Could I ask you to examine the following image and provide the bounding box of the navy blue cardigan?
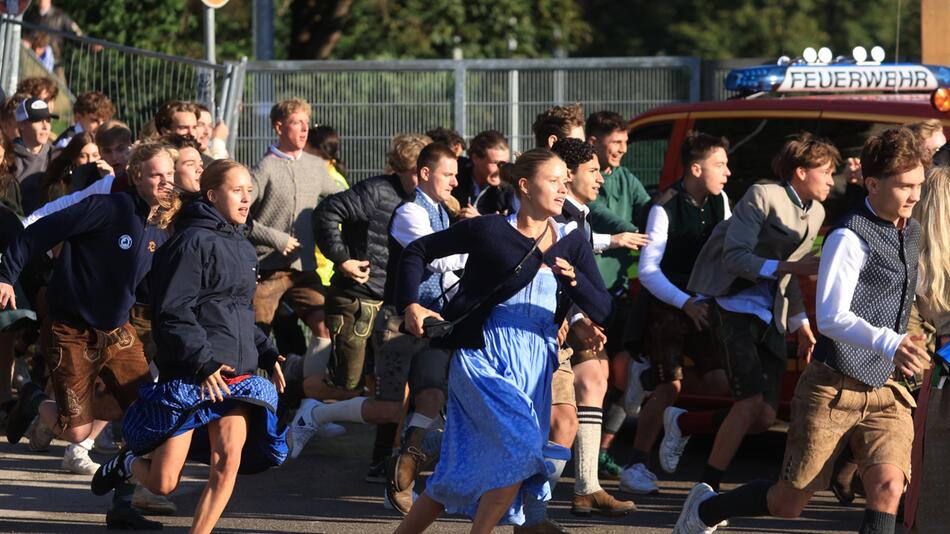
[396,215,612,350]
[0,190,166,330]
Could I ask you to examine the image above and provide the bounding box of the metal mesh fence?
[238,58,700,184]
[1,17,232,140]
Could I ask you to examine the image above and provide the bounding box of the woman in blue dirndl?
[91,160,287,534]
[393,148,612,533]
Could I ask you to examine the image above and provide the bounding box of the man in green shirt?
[585,110,652,481]
[586,111,651,293]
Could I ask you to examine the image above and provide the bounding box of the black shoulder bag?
[411,224,550,338]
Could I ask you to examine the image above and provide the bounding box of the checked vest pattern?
[415,193,450,312]
[813,205,920,387]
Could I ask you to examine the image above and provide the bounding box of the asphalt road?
[0,419,907,533]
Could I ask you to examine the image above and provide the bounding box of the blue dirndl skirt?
[123,374,287,474]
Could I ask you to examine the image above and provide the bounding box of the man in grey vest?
[674,127,932,534]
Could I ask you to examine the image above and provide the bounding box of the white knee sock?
[406,413,433,431]
[311,397,366,425]
[574,406,604,495]
[303,337,332,378]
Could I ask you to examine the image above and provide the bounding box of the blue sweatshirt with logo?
[0,190,167,330]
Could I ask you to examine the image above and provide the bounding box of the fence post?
[687,56,701,102]
[222,57,247,157]
[0,14,23,97]
[453,63,466,138]
[508,69,519,154]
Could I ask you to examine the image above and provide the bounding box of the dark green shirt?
[588,165,651,292]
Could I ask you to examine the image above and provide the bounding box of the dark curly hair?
[550,137,595,173]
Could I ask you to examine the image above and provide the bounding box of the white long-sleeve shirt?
[563,196,611,253]
[23,174,115,228]
[391,190,467,298]
[815,200,906,360]
[639,192,732,309]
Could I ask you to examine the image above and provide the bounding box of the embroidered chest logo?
[118,235,133,250]
[148,241,157,253]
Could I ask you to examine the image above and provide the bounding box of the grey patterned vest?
[414,192,450,312]
[813,203,920,387]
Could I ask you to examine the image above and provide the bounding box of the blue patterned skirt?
[123,374,287,474]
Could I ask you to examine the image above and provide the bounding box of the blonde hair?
[270,98,311,127]
[127,142,180,230]
[914,165,950,313]
[909,119,943,142]
[386,133,431,174]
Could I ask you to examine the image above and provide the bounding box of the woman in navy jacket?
[92,160,287,534]
[394,148,612,533]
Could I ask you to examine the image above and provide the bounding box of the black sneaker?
[106,506,163,530]
[6,382,43,444]
[92,448,132,496]
[365,460,386,484]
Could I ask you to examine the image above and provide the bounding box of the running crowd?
[0,76,948,534]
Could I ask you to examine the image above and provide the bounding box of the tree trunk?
[288,0,354,59]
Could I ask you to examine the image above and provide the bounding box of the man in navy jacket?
[0,142,173,530]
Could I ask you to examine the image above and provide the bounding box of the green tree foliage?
[578,0,921,61]
[51,0,920,63]
[321,0,591,59]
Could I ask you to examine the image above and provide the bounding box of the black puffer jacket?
[313,173,413,299]
[150,200,280,381]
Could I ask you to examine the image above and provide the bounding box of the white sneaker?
[287,399,347,459]
[673,483,718,534]
[94,424,121,454]
[317,422,347,439]
[623,357,652,416]
[618,462,659,495]
[62,443,100,475]
[659,406,690,473]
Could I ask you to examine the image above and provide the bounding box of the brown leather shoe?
[392,444,427,492]
[571,489,637,517]
[513,518,571,534]
[391,428,428,492]
[385,482,414,516]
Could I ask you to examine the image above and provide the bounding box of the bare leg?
[707,396,771,470]
[129,429,195,495]
[573,359,609,407]
[862,463,905,515]
[549,404,578,448]
[191,405,250,534]
[632,381,680,453]
[394,494,445,534]
[87,419,109,440]
[471,482,521,534]
[304,309,330,340]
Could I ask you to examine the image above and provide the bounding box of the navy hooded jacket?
[150,200,280,381]
[0,190,166,330]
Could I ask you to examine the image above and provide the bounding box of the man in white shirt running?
[619,132,733,495]
[674,127,931,534]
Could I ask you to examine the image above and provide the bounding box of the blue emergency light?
[725,62,950,94]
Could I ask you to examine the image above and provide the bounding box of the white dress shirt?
[391,190,468,298]
[815,199,906,360]
[563,196,611,253]
[714,186,808,332]
[639,191,732,309]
